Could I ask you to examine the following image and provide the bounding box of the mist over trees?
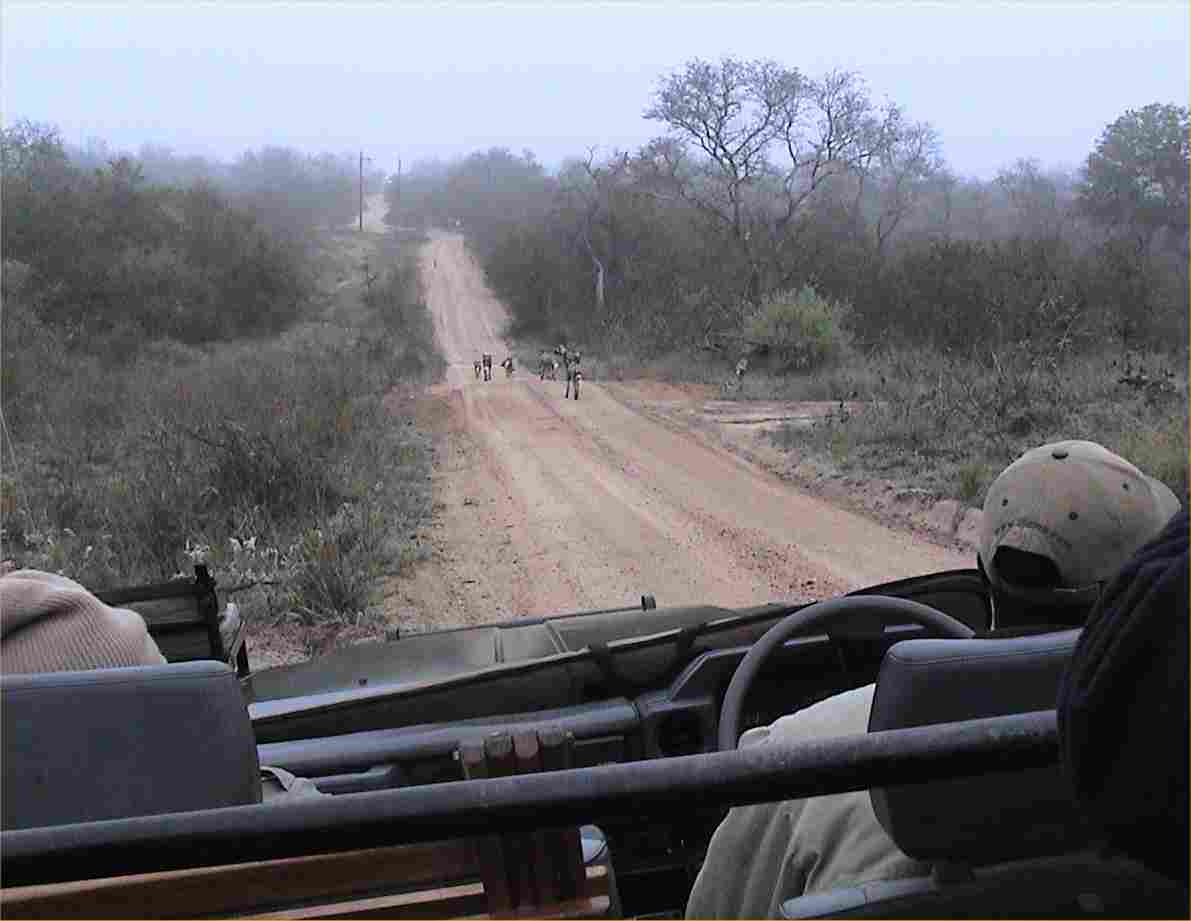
[386,148,553,241]
[66,138,385,238]
[2,121,316,353]
[386,58,1188,359]
[1,120,393,360]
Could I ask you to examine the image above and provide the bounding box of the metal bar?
[96,581,203,605]
[558,602,653,619]
[0,711,1058,888]
[255,701,639,777]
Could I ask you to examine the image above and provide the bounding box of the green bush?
[954,461,992,504]
[743,286,852,372]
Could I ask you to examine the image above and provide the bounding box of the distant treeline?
[67,136,387,235]
[386,59,1188,359]
[1,121,384,350]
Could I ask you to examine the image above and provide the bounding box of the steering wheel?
[717,595,975,751]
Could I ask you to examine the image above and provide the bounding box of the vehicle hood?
[243,601,738,705]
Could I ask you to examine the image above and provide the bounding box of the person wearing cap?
[686,439,1181,919]
[1,569,166,673]
[1,568,328,802]
[978,440,1181,629]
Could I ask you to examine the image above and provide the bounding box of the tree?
[854,113,942,264]
[1,121,85,283]
[645,58,790,235]
[559,148,640,314]
[644,58,906,302]
[994,158,1071,240]
[1077,103,1189,243]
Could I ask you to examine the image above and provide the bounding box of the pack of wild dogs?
[473,354,504,382]
[474,345,583,399]
[542,344,582,399]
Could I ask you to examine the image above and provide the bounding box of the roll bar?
[1,710,1058,888]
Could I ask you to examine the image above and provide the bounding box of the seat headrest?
[2,661,261,830]
[868,631,1096,865]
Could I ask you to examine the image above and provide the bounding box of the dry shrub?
[4,245,440,623]
[782,344,1187,504]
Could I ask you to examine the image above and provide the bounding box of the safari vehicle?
[2,567,1187,920]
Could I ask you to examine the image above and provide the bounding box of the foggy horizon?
[3,2,1189,181]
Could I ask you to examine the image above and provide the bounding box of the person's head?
[978,440,1181,630]
[0,569,165,673]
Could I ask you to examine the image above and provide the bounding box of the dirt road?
[360,192,389,234]
[385,233,967,630]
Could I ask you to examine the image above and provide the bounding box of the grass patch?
[776,345,1187,505]
[1112,412,1189,504]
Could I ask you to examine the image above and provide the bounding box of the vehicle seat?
[780,631,1188,918]
[1,660,262,830]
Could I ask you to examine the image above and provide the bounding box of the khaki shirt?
[685,684,926,918]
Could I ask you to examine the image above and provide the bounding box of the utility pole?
[358,151,374,232]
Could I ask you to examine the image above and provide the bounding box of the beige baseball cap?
[980,440,1182,607]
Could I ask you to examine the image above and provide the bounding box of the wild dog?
[482,353,493,381]
[474,359,483,379]
[566,366,584,400]
[501,357,515,378]
[721,356,749,396]
[564,351,583,400]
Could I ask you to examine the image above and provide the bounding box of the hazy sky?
[4,2,1188,180]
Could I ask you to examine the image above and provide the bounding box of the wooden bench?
[0,836,611,919]
[96,565,250,677]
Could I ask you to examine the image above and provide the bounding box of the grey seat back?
[867,630,1095,865]
[2,661,261,831]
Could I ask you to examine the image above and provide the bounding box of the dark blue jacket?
[1057,508,1189,882]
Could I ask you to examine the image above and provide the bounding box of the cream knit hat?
[0,570,166,674]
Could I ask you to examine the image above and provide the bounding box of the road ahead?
[385,232,966,629]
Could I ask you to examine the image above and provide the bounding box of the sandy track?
[385,233,966,629]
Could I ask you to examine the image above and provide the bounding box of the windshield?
[3,4,1187,673]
